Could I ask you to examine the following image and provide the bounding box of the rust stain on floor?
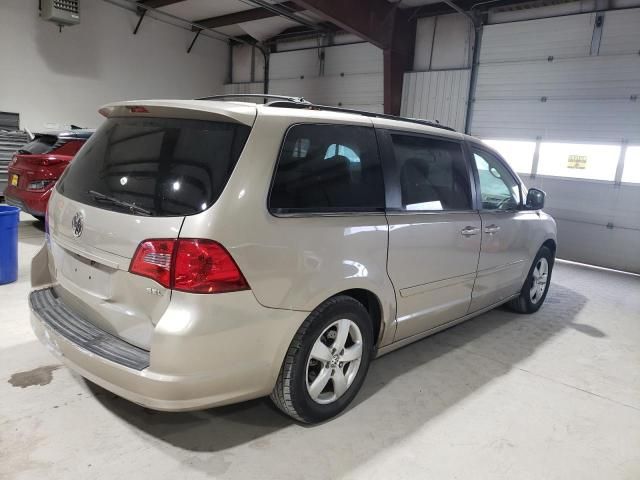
[8,365,61,388]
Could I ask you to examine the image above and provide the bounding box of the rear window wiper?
[88,190,152,216]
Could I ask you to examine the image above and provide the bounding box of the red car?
[4,129,93,220]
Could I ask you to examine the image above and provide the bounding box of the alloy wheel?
[529,257,549,304]
[305,319,363,404]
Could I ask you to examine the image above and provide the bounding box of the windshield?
[57,116,251,217]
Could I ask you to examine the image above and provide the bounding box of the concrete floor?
[1,212,639,480]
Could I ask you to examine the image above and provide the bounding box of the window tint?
[472,149,521,210]
[391,134,471,211]
[19,135,58,155]
[269,124,385,212]
[57,117,250,216]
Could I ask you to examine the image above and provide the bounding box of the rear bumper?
[30,284,308,411]
[4,186,51,217]
[30,288,150,370]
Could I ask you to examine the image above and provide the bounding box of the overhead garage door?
[224,42,383,112]
[470,9,640,273]
[268,42,383,112]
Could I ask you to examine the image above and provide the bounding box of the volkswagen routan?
[30,95,556,423]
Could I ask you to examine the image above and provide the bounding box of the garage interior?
[1,0,639,478]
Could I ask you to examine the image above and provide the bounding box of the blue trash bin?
[0,205,20,285]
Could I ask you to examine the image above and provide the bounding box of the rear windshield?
[19,135,58,154]
[57,117,251,217]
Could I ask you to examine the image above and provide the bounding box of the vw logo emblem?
[71,212,84,238]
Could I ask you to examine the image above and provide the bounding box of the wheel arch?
[541,238,557,259]
[328,288,385,348]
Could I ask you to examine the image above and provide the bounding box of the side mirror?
[525,188,545,210]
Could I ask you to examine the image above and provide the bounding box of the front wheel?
[270,296,374,423]
[508,246,554,313]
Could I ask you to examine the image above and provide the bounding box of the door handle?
[484,224,501,234]
[461,226,480,237]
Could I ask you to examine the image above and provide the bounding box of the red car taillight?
[40,157,63,166]
[23,156,63,166]
[129,239,249,294]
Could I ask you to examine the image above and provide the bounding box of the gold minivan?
[30,95,556,423]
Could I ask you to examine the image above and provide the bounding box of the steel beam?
[291,0,414,114]
[194,2,304,30]
[291,0,394,48]
[133,8,146,34]
[384,8,416,116]
[139,0,184,8]
[186,29,201,53]
[243,0,323,31]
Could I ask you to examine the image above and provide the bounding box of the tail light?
[40,157,62,167]
[129,239,249,294]
[23,156,63,166]
[27,180,54,191]
[127,106,149,113]
[129,239,175,288]
[39,157,64,166]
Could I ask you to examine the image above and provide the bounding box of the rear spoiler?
[99,100,257,127]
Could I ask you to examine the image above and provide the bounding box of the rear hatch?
[47,101,255,349]
[9,132,90,189]
[9,134,59,189]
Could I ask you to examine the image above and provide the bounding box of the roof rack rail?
[196,94,310,104]
[267,101,456,132]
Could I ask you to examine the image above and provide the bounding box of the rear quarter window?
[269,124,385,213]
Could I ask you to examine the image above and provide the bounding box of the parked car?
[29,97,556,423]
[4,129,93,220]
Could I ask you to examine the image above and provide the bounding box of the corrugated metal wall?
[400,70,470,131]
[401,14,473,131]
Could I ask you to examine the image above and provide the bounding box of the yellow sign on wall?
[567,154,587,169]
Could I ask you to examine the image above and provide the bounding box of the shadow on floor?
[87,282,594,461]
[18,217,45,233]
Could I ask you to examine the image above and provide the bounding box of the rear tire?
[508,246,554,314]
[270,295,374,424]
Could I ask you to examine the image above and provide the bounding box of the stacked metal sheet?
[0,131,29,196]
